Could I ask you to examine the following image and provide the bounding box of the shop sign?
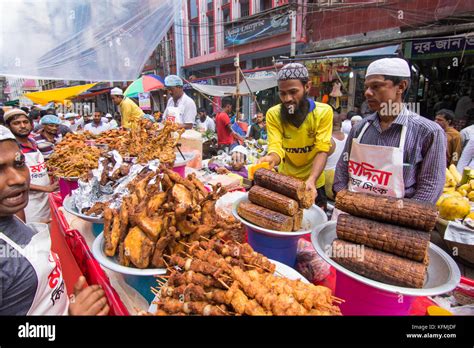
[184,78,213,90]
[224,13,289,47]
[218,75,236,86]
[245,70,277,79]
[409,36,474,59]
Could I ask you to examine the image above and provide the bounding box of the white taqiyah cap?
[366,58,411,78]
[230,145,248,157]
[110,87,123,96]
[0,125,16,142]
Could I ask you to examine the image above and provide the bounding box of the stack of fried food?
[88,120,184,165]
[237,168,313,232]
[92,128,129,151]
[85,120,184,165]
[151,238,342,316]
[333,190,436,288]
[47,133,102,178]
[102,166,243,269]
[98,152,132,186]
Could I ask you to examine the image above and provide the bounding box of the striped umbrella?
[124,74,165,97]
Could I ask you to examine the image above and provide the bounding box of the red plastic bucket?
[335,270,415,315]
[58,178,79,201]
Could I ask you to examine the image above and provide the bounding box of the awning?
[190,75,277,97]
[23,83,98,105]
[327,44,400,59]
[4,99,19,106]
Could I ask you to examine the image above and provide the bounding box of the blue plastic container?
[123,274,161,304]
[92,223,104,237]
[247,228,300,267]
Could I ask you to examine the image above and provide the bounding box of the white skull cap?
[366,58,411,78]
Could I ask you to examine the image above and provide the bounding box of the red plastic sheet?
[49,193,129,316]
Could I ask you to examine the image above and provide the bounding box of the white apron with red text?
[0,221,69,315]
[24,149,51,223]
[165,106,184,124]
[347,122,407,197]
[331,123,407,221]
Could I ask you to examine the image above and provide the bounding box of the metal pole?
[290,9,297,58]
[235,54,240,116]
[238,66,262,113]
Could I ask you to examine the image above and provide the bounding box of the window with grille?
[207,0,213,12]
[223,8,230,22]
[240,0,250,17]
[190,26,199,57]
[208,15,215,52]
[188,0,198,19]
[260,0,272,11]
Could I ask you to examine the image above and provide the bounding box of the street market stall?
[44,117,473,315]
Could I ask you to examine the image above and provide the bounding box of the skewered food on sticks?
[151,239,342,316]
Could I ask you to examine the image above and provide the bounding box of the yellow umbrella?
[23,83,98,105]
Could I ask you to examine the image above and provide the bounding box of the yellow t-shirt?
[266,100,333,188]
[119,97,143,129]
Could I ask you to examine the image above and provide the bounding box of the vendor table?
[50,192,448,316]
[49,193,145,315]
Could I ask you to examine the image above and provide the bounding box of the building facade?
[302,0,474,118]
[181,0,306,118]
[0,77,7,104]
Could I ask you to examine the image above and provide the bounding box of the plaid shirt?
[333,107,446,204]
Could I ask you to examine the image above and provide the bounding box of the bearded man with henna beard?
[258,63,333,209]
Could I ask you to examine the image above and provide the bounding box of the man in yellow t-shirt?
[110,87,143,130]
[259,63,333,208]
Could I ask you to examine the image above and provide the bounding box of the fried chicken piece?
[187,173,208,197]
[123,226,154,268]
[176,219,199,235]
[147,192,167,214]
[131,205,164,242]
[172,184,193,212]
[151,235,173,268]
[118,241,130,267]
[103,207,113,250]
[133,172,155,201]
[161,174,173,192]
[129,193,139,210]
[84,202,107,216]
[100,160,110,186]
[164,168,196,192]
[119,163,131,176]
[119,198,130,242]
[105,210,121,257]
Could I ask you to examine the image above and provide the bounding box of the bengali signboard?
[224,13,289,47]
[408,36,474,59]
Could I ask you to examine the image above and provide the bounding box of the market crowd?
[1,57,473,316]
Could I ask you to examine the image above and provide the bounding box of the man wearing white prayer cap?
[110,87,143,130]
[333,58,446,205]
[258,62,334,209]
